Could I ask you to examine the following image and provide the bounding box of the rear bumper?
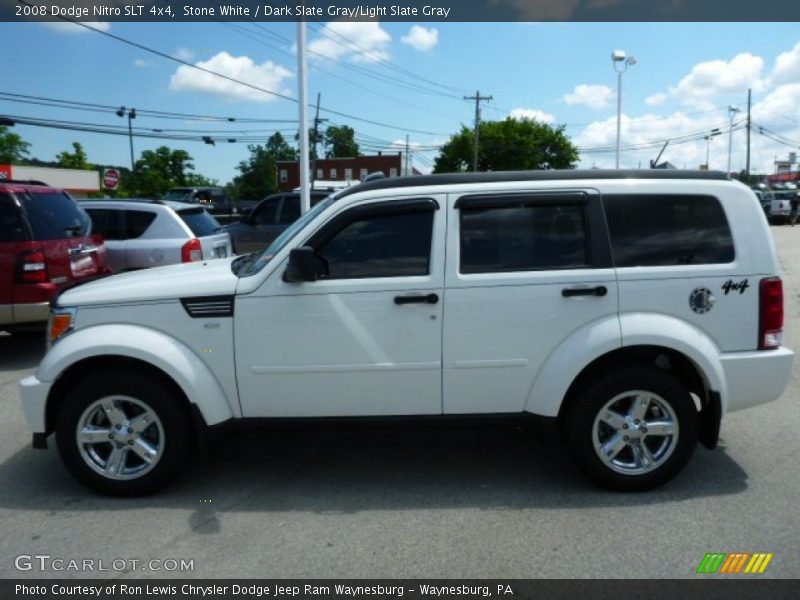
[20,375,50,433]
[13,302,50,324]
[720,347,794,412]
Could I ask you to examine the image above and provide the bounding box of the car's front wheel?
[55,371,193,496]
[565,366,698,491]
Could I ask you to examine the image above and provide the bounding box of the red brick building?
[276,154,412,192]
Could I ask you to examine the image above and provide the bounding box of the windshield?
[163,189,193,202]
[234,196,335,277]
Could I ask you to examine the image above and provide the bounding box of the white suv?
[19,171,794,495]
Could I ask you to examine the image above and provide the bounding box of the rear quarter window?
[177,208,221,237]
[18,191,90,240]
[0,193,28,242]
[603,194,734,267]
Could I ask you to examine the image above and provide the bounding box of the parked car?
[1,180,109,332]
[225,190,330,255]
[20,170,793,495]
[767,190,795,223]
[79,199,233,272]
[162,186,233,218]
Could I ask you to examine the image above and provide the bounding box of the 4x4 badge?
[722,279,750,295]
[689,288,716,314]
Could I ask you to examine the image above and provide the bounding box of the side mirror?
[283,246,317,282]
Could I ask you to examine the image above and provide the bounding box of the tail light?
[759,277,783,350]
[15,249,48,284]
[181,238,203,263]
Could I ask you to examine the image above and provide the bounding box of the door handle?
[394,293,439,305]
[561,286,607,298]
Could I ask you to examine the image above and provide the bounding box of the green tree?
[0,125,31,164]
[231,132,297,199]
[56,142,92,170]
[185,173,219,187]
[324,125,359,158]
[433,117,578,173]
[123,146,194,198]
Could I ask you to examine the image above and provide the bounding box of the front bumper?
[19,375,50,434]
[720,346,794,412]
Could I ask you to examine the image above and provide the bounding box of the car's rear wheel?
[55,371,193,496]
[565,366,698,491]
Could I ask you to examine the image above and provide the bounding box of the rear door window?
[18,192,90,240]
[603,195,734,266]
[85,209,156,240]
[278,195,301,224]
[460,203,589,273]
[177,208,222,237]
[0,193,28,242]
[252,196,281,225]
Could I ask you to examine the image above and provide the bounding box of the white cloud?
[173,47,196,62]
[671,53,766,106]
[752,83,800,128]
[401,26,439,52]
[770,41,800,85]
[509,108,556,124]
[564,84,613,110]
[645,93,667,106]
[133,59,152,68]
[169,52,293,103]
[574,41,800,173]
[42,22,111,34]
[309,22,391,63]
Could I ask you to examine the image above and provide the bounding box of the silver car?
[79,199,233,272]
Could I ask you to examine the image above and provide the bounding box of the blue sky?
[1,21,799,184]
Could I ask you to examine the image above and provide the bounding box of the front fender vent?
[180,296,234,318]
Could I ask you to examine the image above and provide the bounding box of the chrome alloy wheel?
[591,390,679,475]
[75,396,165,481]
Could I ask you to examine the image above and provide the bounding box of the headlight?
[47,307,77,348]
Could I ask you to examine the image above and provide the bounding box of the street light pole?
[612,50,636,169]
[704,128,721,170]
[117,107,136,173]
[727,105,741,176]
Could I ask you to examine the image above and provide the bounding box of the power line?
[0,91,298,123]
[24,4,449,137]
[306,22,469,97]
[217,22,462,121]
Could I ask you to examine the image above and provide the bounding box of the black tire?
[55,370,193,496]
[565,366,698,492]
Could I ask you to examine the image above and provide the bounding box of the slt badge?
[689,287,716,314]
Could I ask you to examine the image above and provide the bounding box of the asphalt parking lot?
[1,228,799,580]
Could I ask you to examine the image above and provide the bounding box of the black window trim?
[602,192,736,267]
[307,197,439,250]
[304,197,439,280]
[455,191,612,272]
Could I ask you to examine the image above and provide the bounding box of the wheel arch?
[39,324,237,435]
[558,345,723,449]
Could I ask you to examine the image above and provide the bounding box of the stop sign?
[103,168,121,190]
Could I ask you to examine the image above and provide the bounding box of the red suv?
[0,180,110,332]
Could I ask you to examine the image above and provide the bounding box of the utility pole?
[405,134,410,176]
[746,88,752,180]
[310,93,327,187]
[297,22,310,214]
[727,105,741,176]
[464,90,492,172]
